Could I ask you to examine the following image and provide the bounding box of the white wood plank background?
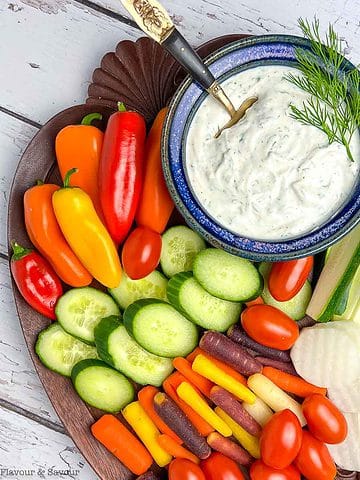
[0,0,359,478]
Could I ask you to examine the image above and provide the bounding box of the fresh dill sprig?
[285,17,360,162]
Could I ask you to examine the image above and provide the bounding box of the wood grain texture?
[0,405,97,479]
[2,0,359,125]
[0,113,38,255]
[1,0,360,477]
[0,0,141,125]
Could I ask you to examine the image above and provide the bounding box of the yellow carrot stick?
[177,382,232,437]
[122,401,172,467]
[215,407,260,459]
[192,354,256,404]
[247,373,306,426]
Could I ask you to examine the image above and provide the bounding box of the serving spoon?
[120,0,258,137]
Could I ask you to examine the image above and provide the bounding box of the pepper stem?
[36,180,44,186]
[11,241,32,261]
[117,102,127,112]
[63,168,78,188]
[81,113,102,126]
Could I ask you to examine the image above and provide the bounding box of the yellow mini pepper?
[192,355,256,404]
[52,168,122,288]
[176,382,232,437]
[122,401,172,467]
[215,407,261,459]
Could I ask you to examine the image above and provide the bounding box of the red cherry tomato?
[250,460,301,480]
[241,305,299,350]
[201,452,245,480]
[268,257,314,301]
[260,409,302,469]
[169,458,206,480]
[302,394,348,444]
[295,430,337,480]
[121,226,162,280]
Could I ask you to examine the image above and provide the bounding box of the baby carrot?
[207,432,253,466]
[122,401,172,467]
[138,386,182,444]
[262,366,327,397]
[242,396,273,427]
[163,373,214,436]
[247,373,306,426]
[154,393,211,459]
[215,407,261,459]
[177,382,232,437]
[245,296,264,308]
[173,357,214,397]
[187,348,247,386]
[193,354,256,404]
[157,434,200,464]
[91,414,152,475]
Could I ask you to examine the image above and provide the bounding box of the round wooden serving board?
[7,34,248,480]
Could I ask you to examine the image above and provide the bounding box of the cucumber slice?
[259,262,312,320]
[123,299,198,357]
[193,249,263,301]
[71,359,134,412]
[160,225,206,277]
[35,323,98,377]
[167,272,242,331]
[95,316,173,386]
[109,271,168,310]
[56,287,120,344]
[306,224,360,323]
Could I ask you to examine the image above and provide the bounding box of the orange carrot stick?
[262,366,327,397]
[187,348,247,386]
[91,414,153,475]
[173,357,214,397]
[138,386,183,444]
[245,297,264,308]
[157,434,200,464]
[163,373,214,436]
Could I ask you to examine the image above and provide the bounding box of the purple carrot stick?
[297,315,317,329]
[200,331,262,376]
[255,356,299,375]
[228,325,291,362]
[210,386,261,436]
[154,392,211,459]
[207,432,253,466]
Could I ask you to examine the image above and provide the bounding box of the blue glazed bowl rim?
[161,34,360,261]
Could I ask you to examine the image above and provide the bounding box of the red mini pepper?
[10,242,63,319]
[99,103,146,245]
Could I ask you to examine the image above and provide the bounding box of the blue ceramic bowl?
[161,34,360,261]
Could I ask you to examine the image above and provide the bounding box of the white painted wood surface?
[0,0,359,477]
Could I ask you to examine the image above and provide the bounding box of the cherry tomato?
[260,409,302,469]
[201,452,245,480]
[169,458,206,480]
[294,430,336,480]
[268,257,314,301]
[241,305,299,350]
[302,394,348,444]
[250,460,301,480]
[121,226,162,280]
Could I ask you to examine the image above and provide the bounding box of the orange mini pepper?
[55,112,103,217]
[24,182,92,287]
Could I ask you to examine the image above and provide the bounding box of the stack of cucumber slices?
[35,225,311,414]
